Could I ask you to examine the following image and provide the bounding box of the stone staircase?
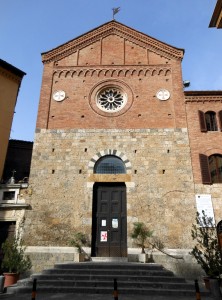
[9,262,202,296]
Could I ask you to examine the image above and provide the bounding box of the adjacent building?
[0,59,26,180]
[209,0,222,28]
[2,139,33,183]
[0,60,27,254]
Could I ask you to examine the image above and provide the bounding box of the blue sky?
[1,0,221,141]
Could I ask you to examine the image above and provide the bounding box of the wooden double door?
[91,183,127,257]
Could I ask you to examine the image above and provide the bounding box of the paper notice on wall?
[195,194,215,226]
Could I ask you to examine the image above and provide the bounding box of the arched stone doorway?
[90,154,129,257]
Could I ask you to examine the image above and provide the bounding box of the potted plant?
[69,232,89,262]
[191,211,222,294]
[1,235,32,287]
[131,222,153,262]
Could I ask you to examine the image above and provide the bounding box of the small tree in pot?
[131,222,178,263]
[1,236,32,287]
[69,232,90,261]
[131,222,153,262]
[191,211,222,296]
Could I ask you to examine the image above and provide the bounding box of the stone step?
[91,257,128,262]
[54,262,163,270]
[8,262,203,297]
[30,274,186,283]
[42,269,173,277]
[11,286,196,296]
[21,279,194,290]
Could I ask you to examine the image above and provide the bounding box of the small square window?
[3,191,16,200]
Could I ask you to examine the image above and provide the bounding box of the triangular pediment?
[42,21,184,64]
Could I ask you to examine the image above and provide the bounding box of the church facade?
[22,21,222,272]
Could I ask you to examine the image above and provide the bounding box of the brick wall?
[36,22,186,130]
[185,93,222,183]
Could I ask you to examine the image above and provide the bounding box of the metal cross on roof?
[112,7,120,20]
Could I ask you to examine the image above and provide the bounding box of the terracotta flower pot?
[203,277,210,290]
[3,273,19,287]
[207,278,222,298]
[203,277,222,290]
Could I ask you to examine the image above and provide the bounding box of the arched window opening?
[209,154,222,183]
[94,155,126,174]
[217,220,222,250]
[219,111,222,131]
[217,220,222,235]
[205,111,218,131]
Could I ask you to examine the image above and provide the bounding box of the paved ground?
[0,280,216,300]
[0,294,215,300]
[0,290,215,300]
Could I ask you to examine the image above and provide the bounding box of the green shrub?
[70,232,89,253]
[191,211,222,278]
[1,236,32,274]
[131,222,153,253]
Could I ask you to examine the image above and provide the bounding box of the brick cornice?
[209,0,222,27]
[42,21,184,63]
[184,91,222,103]
[0,67,23,84]
[53,66,172,78]
[0,59,26,78]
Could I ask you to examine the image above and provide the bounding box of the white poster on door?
[112,218,118,228]
[101,219,106,227]
[100,231,108,242]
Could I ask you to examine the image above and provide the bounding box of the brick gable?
[36,21,186,130]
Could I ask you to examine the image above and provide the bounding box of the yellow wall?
[0,66,22,179]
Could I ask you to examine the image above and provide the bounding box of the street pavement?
[0,279,216,300]
[0,291,214,300]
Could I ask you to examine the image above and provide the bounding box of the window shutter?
[218,110,222,131]
[199,154,211,184]
[198,110,207,132]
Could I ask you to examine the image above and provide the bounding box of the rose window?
[96,87,127,113]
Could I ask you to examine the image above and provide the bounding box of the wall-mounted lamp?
[183,80,190,88]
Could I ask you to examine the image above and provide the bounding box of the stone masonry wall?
[23,127,196,250]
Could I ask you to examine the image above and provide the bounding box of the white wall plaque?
[195,194,215,226]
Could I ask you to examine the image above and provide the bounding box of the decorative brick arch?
[88,149,132,174]
[204,148,222,157]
